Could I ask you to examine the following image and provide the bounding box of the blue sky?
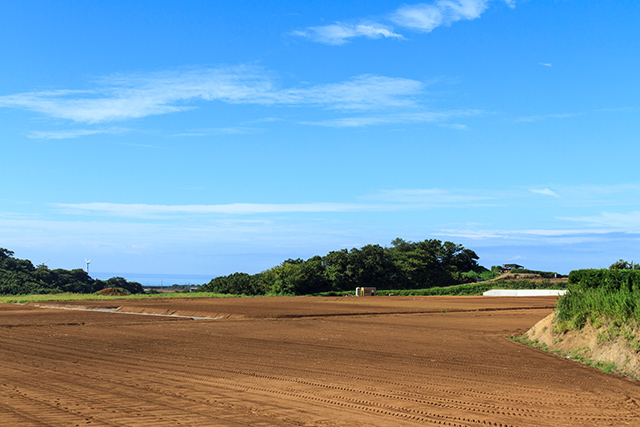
[1,0,639,277]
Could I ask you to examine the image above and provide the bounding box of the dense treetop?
[201,238,485,296]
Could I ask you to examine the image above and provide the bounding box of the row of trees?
[201,238,485,296]
[0,248,143,295]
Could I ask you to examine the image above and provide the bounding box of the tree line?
[0,248,143,295]
[201,238,485,296]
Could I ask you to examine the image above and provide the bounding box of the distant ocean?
[92,272,214,287]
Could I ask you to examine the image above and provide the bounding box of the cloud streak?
[560,211,640,231]
[291,23,403,46]
[299,109,483,127]
[54,202,378,218]
[293,0,515,45]
[514,112,577,123]
[366,188,498,206]
[53,187,505,220]
[530,188,560,198]
[391,0,490,33]
[27,128,126,140]
[0,67,425,124]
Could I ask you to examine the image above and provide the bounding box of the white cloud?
[292,23,403,45]
[0,68,425,124]
[293,0,515,45]
[53,187,502,219]
[27,128,126,140]
[391,0,489,32]
[438,123,468,130]
[514,112,576,123]
[53,202,379,218]
[170,127,263,137]
[532,183,640,207]
[367,188,497,206]
[539,62,553,67]
[282,75,424,110]
[435,227,619,243]
[300,109,483,127]
[435,229,507,239]
[530,188,560,198]
[560,211,640,230]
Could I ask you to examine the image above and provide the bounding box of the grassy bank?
[515,268,640,380]
[555,269,640,331]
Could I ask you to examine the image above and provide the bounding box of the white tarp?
[482,289,567,296]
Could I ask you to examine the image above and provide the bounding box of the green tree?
[610,259,639,270]
[202,272,265,295]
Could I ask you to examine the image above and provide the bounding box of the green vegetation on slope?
[555,265,640,331]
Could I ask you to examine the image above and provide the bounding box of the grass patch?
[0,291,238,304]
[1,279,569,302]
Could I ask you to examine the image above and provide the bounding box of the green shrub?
[556,269,640,330]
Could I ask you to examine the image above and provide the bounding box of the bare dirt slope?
[526,313,640,379]
[1,296,639,426]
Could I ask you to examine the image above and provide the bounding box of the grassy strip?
[509,335,625,377]
[311,279,567,297]
[0,291,236,304]
[1,279,568,302]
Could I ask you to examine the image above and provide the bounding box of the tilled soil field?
[1,296,639,426]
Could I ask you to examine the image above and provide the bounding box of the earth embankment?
[525,312,640,378]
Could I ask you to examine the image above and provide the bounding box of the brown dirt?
[1,296,639,426]
[95,287,130,296]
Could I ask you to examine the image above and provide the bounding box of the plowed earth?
[1,296,639,426]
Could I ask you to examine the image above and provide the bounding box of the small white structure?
[355,287,376,297]
[483,289,567,296]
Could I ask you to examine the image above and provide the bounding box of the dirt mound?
[95,287,130,296]
[525,313,640,378]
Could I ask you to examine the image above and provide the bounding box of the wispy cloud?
[514,112,577,123]
[436,227,622,242]
[293,0,516,45]
[365,188,498,206]
[530,188,560,198]
[53,187,505,219]
[171,127,264,137]
[27,129,123,140]
[560,211,640,230]
[391,0,490,33]
[0,67,425,124]
[534,183,640,207]
[48,183,640,222]
[539,62,553,67]
[300,109,483,127]
[54,202,378,218]
[291,23,403,45]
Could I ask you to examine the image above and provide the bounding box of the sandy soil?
[1,296,639,426]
